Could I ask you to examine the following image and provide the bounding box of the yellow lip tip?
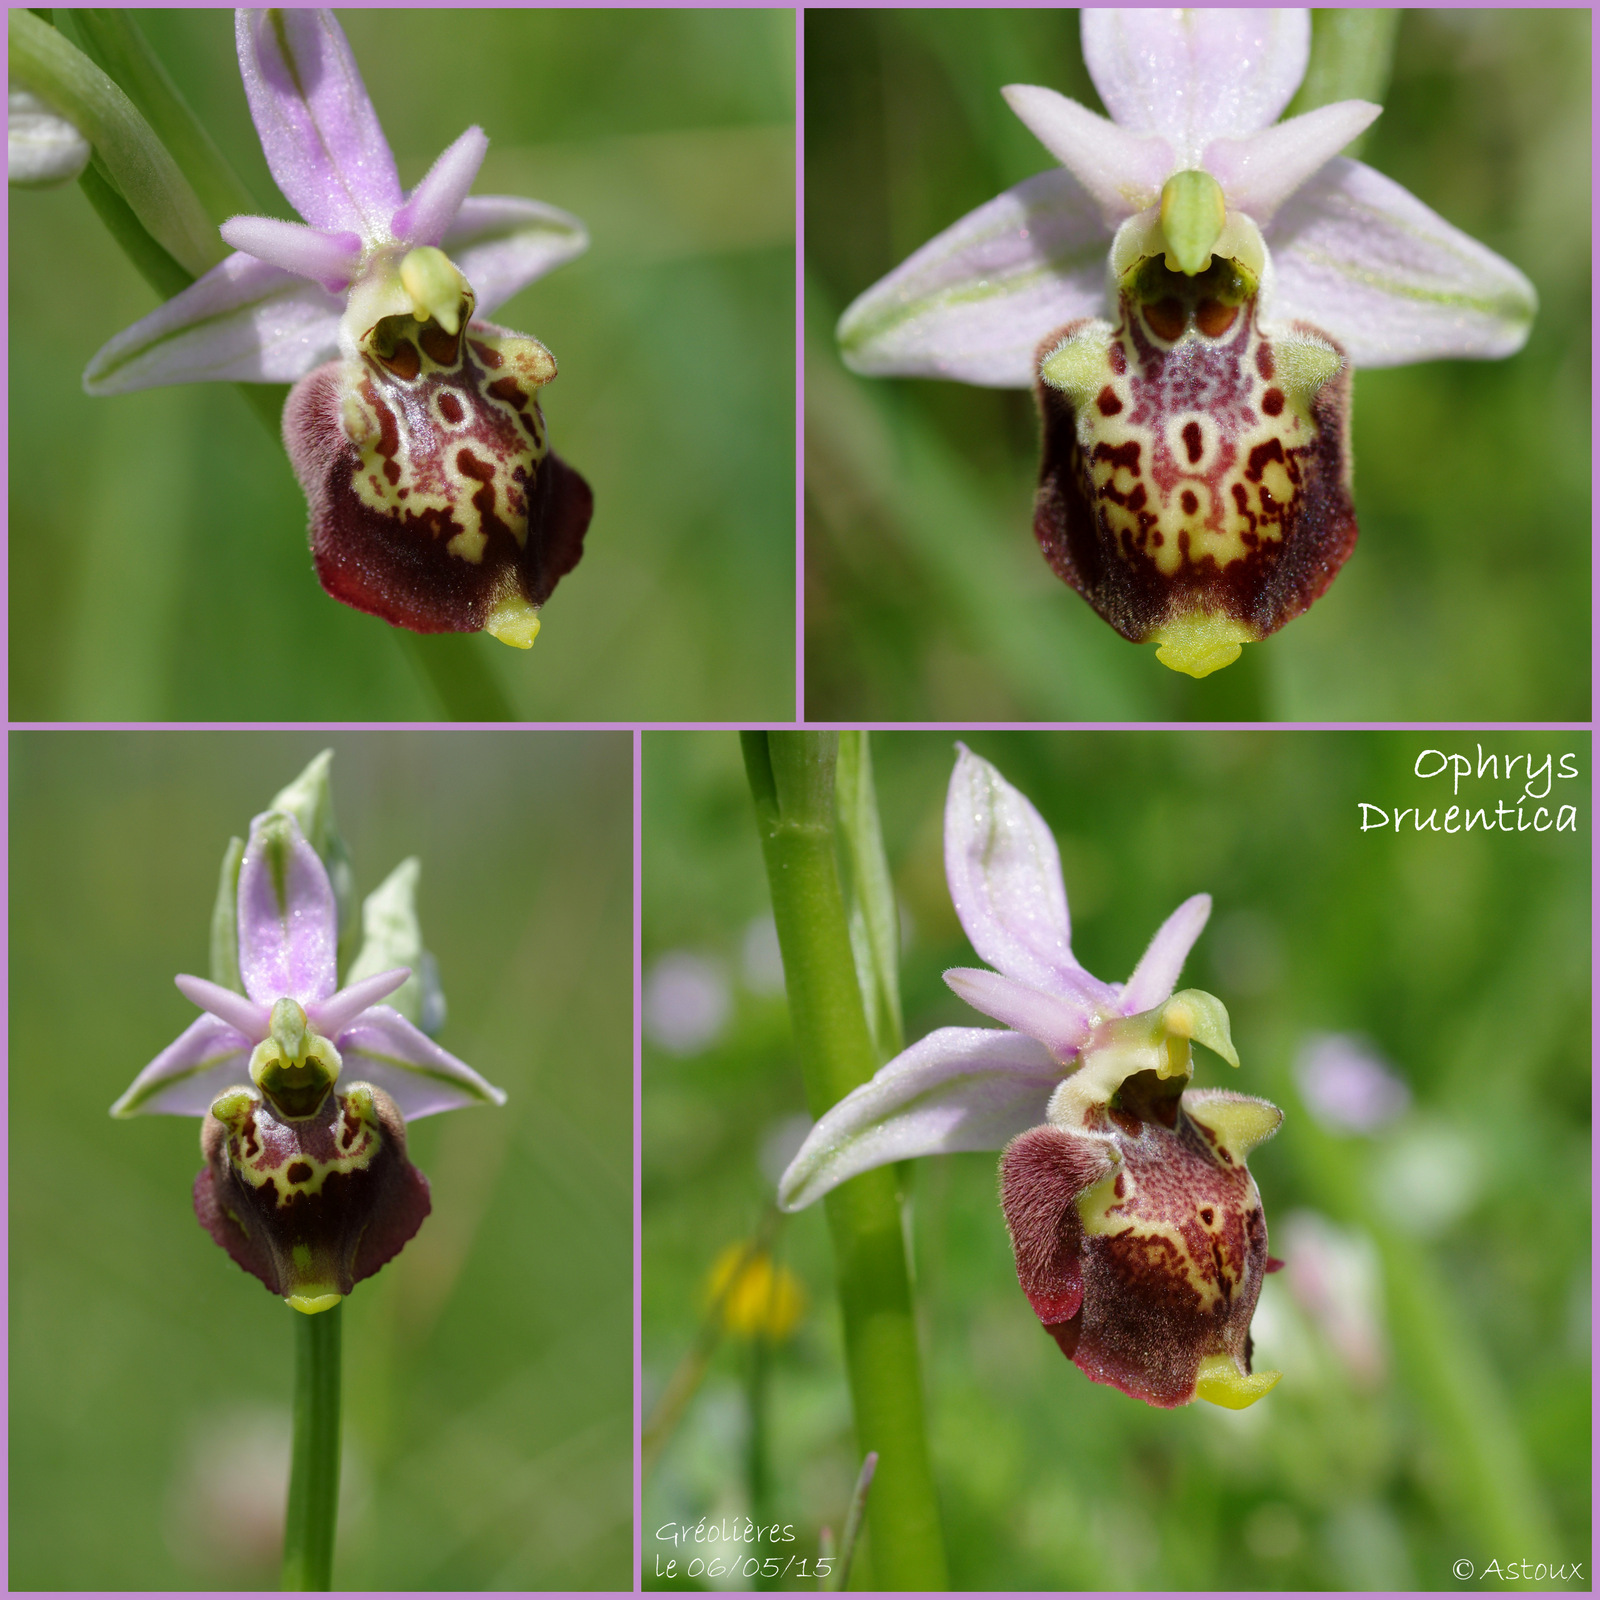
[1151,614,1256,678]
[484,596,541,649]
[1194,1354,1281,1409]
[286,1292,343,1315]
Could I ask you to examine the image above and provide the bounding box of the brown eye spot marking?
[1261,387,1285,417]
[437,392,464,425]
[1143,298,1185,342]
[1255,342,1275,381]
[382,340,420,380]
[340,1122,357,1150]
[285,1161,312,1184]
[418,325,460,365]
[1247,437,1286,481]
[1093,438,1141,480]
[1096,384,1123,416]
[1182,420,1204,464]
[488,377,528,410]
[469,339,504,369]
[1200,1206,1215,1225]
[1108,341,1127,375]
[1113,1173,1126,1198]
[1181,489,1198,515]
[1196,300,1237,337]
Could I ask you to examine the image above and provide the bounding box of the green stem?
[397,633,518,721]
[281,1303,342,1591]
[747,1332,774,1591]
[743,732,947,1591]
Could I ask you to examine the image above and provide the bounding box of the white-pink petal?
[943,967,1100,1061]
[110,1013,252,1118]
[777,1027,1063,1211]
[836,168,1110,388]
[237,812,339,1007]
[945,745,1098,996]
[1083,8,1310,169]
[1001,84,1173,224]
[82,253,342,394]
[1119,893,1212,1014]
[337,1006,508,1119]
[392,126,489,248]
[1267,157,1537,367]
[236,8,401,238]
[1203,99,1381,223]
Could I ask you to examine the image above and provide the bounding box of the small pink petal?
[1120,894,1212,1014]
[943,967,1097,1061]
[1204,100,1381,222]
[392,126,489,247]
[1002,85,1173,225]
[338,1007,507,1119]
[174,974,271,1040]
[219,214,362,291]
[307,967,411,1038]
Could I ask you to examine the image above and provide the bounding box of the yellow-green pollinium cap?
[1160,169,1228,276]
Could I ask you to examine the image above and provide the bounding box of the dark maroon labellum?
[284,316,591,642]
[1001,1076,1277,1408]
[1032,278,1358,674]
[194,1081,430,1306]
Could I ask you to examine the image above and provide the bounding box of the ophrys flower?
[779,746,1283,1407]
[838,9,1536,676]
[113,798,504,1313]
[84,9,591,648]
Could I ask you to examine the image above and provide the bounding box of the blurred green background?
[11,732,632,1588]
[10,9,795,719]
[643,731,1590,1589]
[805,10,1590,719]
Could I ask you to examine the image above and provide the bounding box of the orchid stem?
[281,1303,342,1591]
[743,732,947,1591]
[397,633,518,721]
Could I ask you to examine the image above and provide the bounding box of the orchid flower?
[113,801,505,1314]
[779,746,1283,1409]
[837,9,1537,677]
[83,9,592,648]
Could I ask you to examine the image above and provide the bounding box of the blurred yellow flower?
[705,1243,806,1341]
